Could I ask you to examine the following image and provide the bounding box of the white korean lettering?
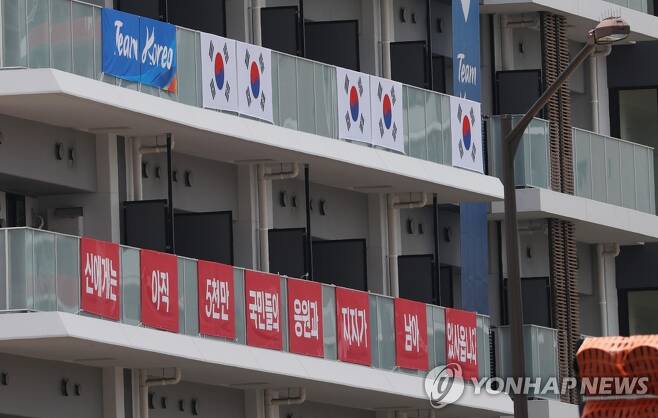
[249,290,279,332]
[403,313,420,352]
[150,270,170,312]
[84,252,118,302]
[293,299,319,340]
[341,306,368,348]
[205,278,230,321]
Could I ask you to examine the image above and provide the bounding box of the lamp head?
[589,17,630,45]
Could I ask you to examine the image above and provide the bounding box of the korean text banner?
[287,278,324,358]
[336,287,371,366]
[370,75,404,153]
[140,249,179,333]
[245,271,282,350]
[236,42,273,123]
[80,237,120,321]
[336,67,372,144]
[198,261,235,340]
[451,0,480,101]
[102,8,177,92]
[450,96,483,173]
[201,33,238,112]
[445,308,478,380]
[394,298,428,371]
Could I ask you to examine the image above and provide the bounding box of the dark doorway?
[305,20,359,70]
[174,211,233,264]
[5,193,26,228]
[312,238,367,290]
[262,6,300,56]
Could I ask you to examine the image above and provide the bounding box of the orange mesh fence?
[625,336,658,396]
[582,399,658,418]
[577,337,630,379]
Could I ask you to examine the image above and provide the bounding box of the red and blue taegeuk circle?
[250,61,260,98]
[214,53,225,90]
[349,86,359,122]
[382,94,392,129]
[462,115,472,150]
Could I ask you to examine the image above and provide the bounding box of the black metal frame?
[173,210,234,264]
[304,19,361,71]
[312,238,368,291]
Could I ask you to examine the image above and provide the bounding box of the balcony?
[0,0,452,169]
[488,116,656,215]
[0,227,492,379]
[607,0,649,14]
[493,324,560,399]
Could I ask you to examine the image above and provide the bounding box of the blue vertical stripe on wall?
[452,0,489,314]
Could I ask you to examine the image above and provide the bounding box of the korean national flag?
[336,67,371,144]
[236,41,273,123]
[450,96,483,173]
[201,33,238,112]
[370,76,404,153]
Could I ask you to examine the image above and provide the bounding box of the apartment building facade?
[0,0,656,417]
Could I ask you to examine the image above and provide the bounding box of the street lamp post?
[502,17,629,418]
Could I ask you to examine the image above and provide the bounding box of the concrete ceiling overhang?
[0,68,504,204]
[0,312,514,417]
[481,0,658,43]
[490,188,658,244]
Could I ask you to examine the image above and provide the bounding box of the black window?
[305,20,359,71]
[261,6,300,56]
[168,0,226,36]
[116,0,161,20]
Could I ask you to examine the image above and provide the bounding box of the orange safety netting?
[582,399,658,418]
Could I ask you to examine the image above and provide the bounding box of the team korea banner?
[336,287,371,366]
[287,278,324,357]
[245,271,282,350]
[200,33,238,112]
[450,96,483,173]
[198,261,235,340]
[445,308,478,379]
[102,8,177,92]
[80,237,120,321]
[394,298,428,371]
[236,42,273,123]
[336,67,372,144]
[140,249,179,333]
[370,76,404,153]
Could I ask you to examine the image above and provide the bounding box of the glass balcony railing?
[493,324,560,399]
[0,0,454,168]
[573,128,655,214]
[607,0,648,13]
[489,116,656,214]
[0,227,492,378]
[488,115,551,189]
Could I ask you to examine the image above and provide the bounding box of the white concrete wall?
[0,115,96,193]
[148,379,245,418]
[271,179,369,240]
[141,151,238,214]
[501,220,550,279]
[0,354,103,418]
[279,400,375,418]
[399,206,461,266]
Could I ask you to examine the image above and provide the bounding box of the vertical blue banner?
[101,9,177,92]
[452,0,488,314]
[102,9,141,83]
[452,0,480,101]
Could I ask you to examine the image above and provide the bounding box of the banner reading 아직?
[245,271,282,350]
[201,33,237,112]
[336,287,371,366]
[140,249,179,332]
[394,298,428,371]
[287,278,323,357]
[197,260,235,340]
[445,307,478,379]
[80,237,120,321]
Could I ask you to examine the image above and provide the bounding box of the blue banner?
[452,0,480,101]
[102,9,177,92]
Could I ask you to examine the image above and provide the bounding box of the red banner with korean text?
[80,237,120,320]
[287,278,323,357]
[445,308,478,379]
[245,271,282,350]
[140,249,179,333]
[394,298,428,371]
[197,260,235,340]
[336,287,371,366]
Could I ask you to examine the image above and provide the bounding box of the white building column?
[367,193,389,294]
[244,389,266,418]
[596,243,620,336]
[236,164,260,269]
[94,133,121,243]
[102,367,125,418]
[380,0,394,78]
